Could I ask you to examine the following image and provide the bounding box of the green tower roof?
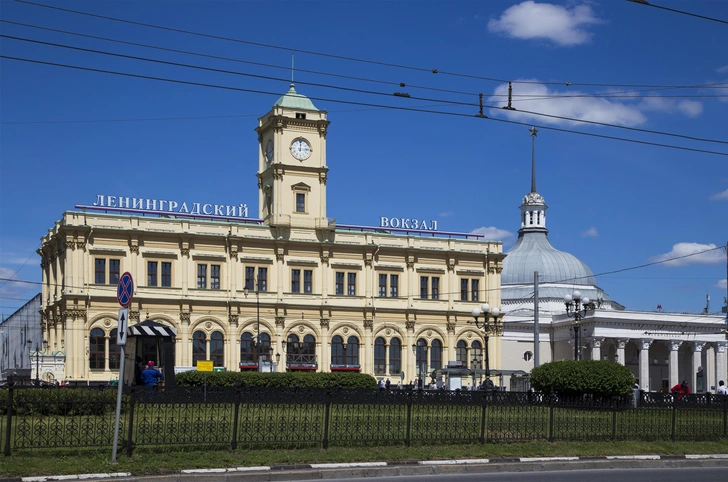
[274,83,319,111]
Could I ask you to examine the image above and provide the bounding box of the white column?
[669,341,682,388]
[639,339,652,391]
[616,338,628,366]
[716,342,727,389]
[692,342,706,392]
[590,338,604,361]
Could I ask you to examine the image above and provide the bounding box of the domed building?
[496,128,726,395]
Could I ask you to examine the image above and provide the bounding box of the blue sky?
[1,0,726,316]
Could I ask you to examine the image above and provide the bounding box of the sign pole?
[112,272,133,463]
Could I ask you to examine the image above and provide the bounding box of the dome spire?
[530,126,538,193]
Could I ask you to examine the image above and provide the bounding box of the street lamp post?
[244,281,261,371]
[564,290,594,361]
[469,304,503,382]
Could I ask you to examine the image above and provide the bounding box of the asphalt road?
[283,467,725,481]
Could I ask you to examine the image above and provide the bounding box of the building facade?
[38,84,506,384]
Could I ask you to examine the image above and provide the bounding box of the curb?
[10,454,728,482]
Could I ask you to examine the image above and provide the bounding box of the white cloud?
[0,267,16,279]
[470,226,514,241]
[487,1,601,46]
[717,65,728,73]
[488,81,647,127]
[717,279,727,290]
[581,227,598,237]
[439,211,455,217]
[638,97,703,118]
[710,189,728,200]
[649,243,725,267]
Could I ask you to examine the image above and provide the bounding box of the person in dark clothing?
[140,361,163,387]
[671,380,690,400]
[134,356,143,386]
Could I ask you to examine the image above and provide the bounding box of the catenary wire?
[13,0,728,89]
[627,0,728,26]
[2,54,727,157]
[4,19,727,102]
[3,34,727,147]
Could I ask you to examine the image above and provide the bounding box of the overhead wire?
[3,53,727,158]
[627,0,728,26]
[12,0,728,89]
[3,34,728,148]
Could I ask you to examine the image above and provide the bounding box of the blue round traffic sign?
[117,272,134,307]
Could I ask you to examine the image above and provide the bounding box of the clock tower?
[255,83,331,231]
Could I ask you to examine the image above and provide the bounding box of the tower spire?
[529,126,538,193]
[291,54,295,86]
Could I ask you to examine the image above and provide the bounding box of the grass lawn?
[2,440,728,478]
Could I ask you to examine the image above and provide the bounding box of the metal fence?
[1,386,726,456]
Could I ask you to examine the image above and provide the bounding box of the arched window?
[192,331,206,364]
[210,331,224,366]
[240,332,255,364]
[416,338,427,368]
[259,333,271,361]
[389,337,401,375]
[302,334,315,356]
[109,328,121,370]
[471,340,483,369]
[89,328,105,369]
[374,337,386,375]
[346,336,359,366]
[456,340,468,367]
[430,339,442,370]
[331,335,343,365]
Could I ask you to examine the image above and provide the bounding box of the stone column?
[616,338,628,366]
[406,320,416,384]
[669,340,682,389]
[319,318,330,372]
[180,312,190,367]
[275,316,285,373]
[715,342,727,390]
[446,321,456,367]
[639,339,653,391]
[590,338,604,361]
[692,342,706,392]
[363,319,373,374]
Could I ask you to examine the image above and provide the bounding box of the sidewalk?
[6,454,728,482]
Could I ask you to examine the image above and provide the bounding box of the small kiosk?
[122,319,177,388]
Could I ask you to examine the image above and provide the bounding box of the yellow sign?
[196,360,213,372]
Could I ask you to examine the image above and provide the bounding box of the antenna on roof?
[291,54,295,85]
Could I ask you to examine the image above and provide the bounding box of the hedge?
[530,360,635,398]
[174,371,378,389]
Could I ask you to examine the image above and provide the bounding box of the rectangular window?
[461,279,469,301]
[245,267,255,290]
[161,262,172,287]
[257,267,268,291]
[148,261,158,287]
[390,274,398,297]
[295,112,306,119]
[295,193,305,212]
[471,279,479,302]
[303,270,312,293]
[379,274,387,297]
[291,269,301,293]
[109,259,120,285]
[197,264,207,289]
[347,273,356,296]
[420,276,428,299]
[431,277,440,300]
[95,259,106,284]
[335,272,344,295]
[210,264,220,290]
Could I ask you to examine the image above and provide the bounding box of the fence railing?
[1,386,726,456]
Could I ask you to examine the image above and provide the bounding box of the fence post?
[322,392,331,449]
[3,383,13,456]
[548,390,554,442]
[479,392,486,444]
[611,398,618,441]
[723,395,727,439]
[405,393,413,447]
[126,389,136,457]
[231,385,240,450]
[670,393,677,442]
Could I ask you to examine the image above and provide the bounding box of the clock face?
[290,138,311,160]
[266,141,274,164]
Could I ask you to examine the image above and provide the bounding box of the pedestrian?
[671,379,690,400]
[141,361,163,387]
[134,356,144,386]
[396,380,402,390]
[378,378,384,389]
[385,378,391,389]
[717,380,727,395]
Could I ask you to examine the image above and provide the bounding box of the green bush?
[175,371,377,389]
[530,360,634,398]
[0,388,125,416]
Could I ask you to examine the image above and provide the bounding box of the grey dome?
[502,232,597,286]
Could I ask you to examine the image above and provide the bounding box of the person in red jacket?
[671,380,690,399]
